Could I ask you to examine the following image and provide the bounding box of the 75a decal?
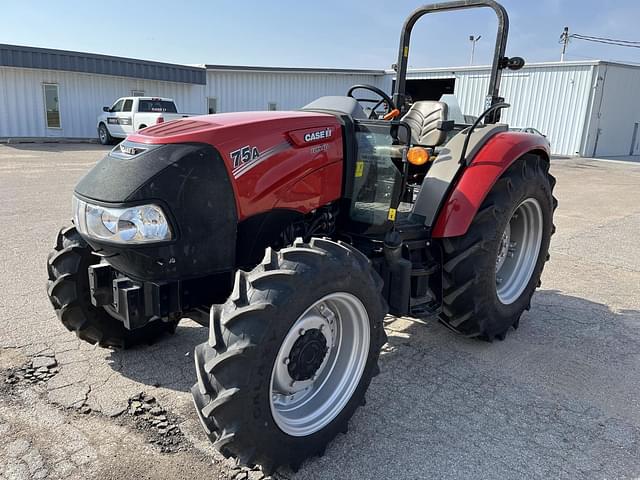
[230,145,260,169]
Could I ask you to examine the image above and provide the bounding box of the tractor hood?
[75,110,340,206]
[126,111,336,146]
[72,110,344,281]
[74,141,238,282]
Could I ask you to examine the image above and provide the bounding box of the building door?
[631,122,640,156]
[405,78,456,102]
[207,97,217,114]
[390,78,456,103]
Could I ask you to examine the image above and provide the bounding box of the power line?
[571,33,640,45]
[570,33,640,49]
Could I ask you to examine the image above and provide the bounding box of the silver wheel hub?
[270,292,370,437]
[496,198,544,305]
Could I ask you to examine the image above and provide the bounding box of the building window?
[131,90,145,97]
[268,102,277,111]
[207,97,217,114]
[43,84,61,128]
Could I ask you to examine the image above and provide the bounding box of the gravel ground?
[1,143,639,479]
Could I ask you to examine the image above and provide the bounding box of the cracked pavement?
[1,144,639,479]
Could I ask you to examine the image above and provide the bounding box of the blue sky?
[2,0,639,69]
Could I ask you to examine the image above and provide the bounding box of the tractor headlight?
[73,196,172,244]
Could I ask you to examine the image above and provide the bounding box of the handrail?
[459,102,510,164]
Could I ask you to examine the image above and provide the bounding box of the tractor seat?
[400,101,449,147]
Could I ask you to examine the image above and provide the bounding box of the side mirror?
[103,106,110,112]
[506,57,525,71]
[499,56,525,71]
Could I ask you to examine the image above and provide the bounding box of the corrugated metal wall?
[3,59,639,156]
[205,70,386,112]
[401,63,596,156]
[584,64,640,157]
[0,66,205,139]
[0,66,385,139]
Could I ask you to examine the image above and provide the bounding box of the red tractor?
[47,0,556,472]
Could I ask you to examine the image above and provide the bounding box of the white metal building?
[1,43,639,158]
[0,44,385,141]
[205,65,387,114]
[0,44,207,139]
[396,60,640,157]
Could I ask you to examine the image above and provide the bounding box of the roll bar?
[392,0,510,123]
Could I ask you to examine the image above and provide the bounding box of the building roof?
[0,44,206,85]
[4,43,638,81]
[387,59,640,75]
[204,64,385,75]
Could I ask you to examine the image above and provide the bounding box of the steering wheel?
[347,85,399,120]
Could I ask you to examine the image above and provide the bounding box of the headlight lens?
[73,196,172,244]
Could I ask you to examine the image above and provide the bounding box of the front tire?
[47,226,178,348]
[191,238,387,472]
[98,123,113,145]
[438,154,557,340]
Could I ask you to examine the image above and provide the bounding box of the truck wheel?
[438,154,557,340]
[47,225,178,348]
[191,238,387,472]
[98,123,113,145]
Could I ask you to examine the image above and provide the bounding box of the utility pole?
[560,27,569,62]
[469,35,481,65]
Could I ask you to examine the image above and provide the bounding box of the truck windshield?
[138,100,178,113]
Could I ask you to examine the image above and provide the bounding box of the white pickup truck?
[97,97,191,144]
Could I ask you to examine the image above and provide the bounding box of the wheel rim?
[99,126,107,142]
[269,292,370,437]
[495,198,543,305]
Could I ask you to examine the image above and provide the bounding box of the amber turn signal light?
[406,147,431,166]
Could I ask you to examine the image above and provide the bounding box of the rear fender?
[432,132,550,238]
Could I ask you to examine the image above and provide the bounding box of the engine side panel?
[231,125,343,219]
[432,132,550,238]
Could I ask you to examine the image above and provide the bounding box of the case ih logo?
[303,128,333,143]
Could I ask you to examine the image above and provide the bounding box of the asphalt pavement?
[1,143,639,479]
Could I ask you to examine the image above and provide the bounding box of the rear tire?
[47,225,178,348]
[191,238,387,472]
[438,154,557,340]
